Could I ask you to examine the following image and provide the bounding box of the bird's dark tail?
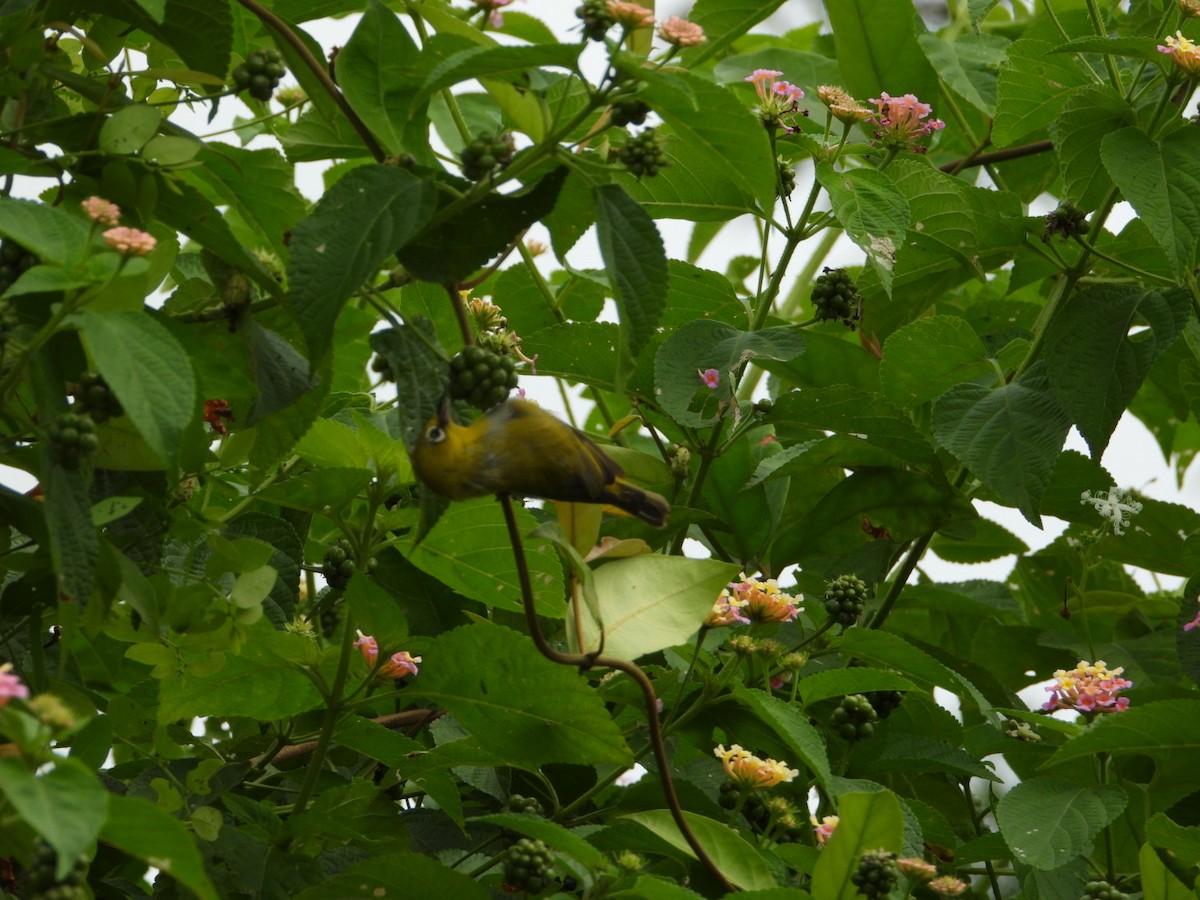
[604,478,670,528]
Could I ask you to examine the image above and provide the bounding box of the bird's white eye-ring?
[425,424,446,444]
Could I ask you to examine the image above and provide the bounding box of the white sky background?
[3,0,1197,592]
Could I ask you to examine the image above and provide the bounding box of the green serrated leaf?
[419,622,631,767]
[1050,85,1135,211]
[825,0,938,113]
[880,315,993,408]
[158,631,323,722]
[594,183,668,358]
[337,0,421,157]
[0,759,109,882]
[369,320,448,455]
[1045,284,1189,457]
[0,198,92,266]
[634,68,776,211]
[396,167,566,283]
[656,319,804,428]
[930,516,1029,563]
[74,310,197,476]
[993,39,1090,147]
[768,387,937,468]
[932,362,1069,525]
[106,0,230,78]
[288,165,437,361]
[406,498,564,616]
[815,164,909,294]
[1045,699,1200,767]
[181,144,307,260]
[43,463,98,603]
[1102,126,1200,277]
[733,686,834,794]
[917,32,1008,116]
[996,777,1126,870]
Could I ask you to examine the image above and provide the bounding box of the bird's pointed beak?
[436,394,454,427]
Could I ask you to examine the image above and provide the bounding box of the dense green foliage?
[2,0,1200,898]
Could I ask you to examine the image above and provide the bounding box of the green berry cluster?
[850,849,899,900]
[460,131,516,182]
[1082,881,1131,900]
[232,49,287,102]
[322,539,374,590]
[318,602,341,638]
[73,372,123,423]
[503,838,556,894]
[611,97,650,127]
[506,794,545,816]
[0,238,39,294]
[46,411,98,469]
[823,574,869,627]
[1044,201,1089,242]
[576,0,615,40]
[618,128,669,178]
[866,689,904,720]
[449,345,518,410]
[777,158,797,199]
[831,694,879,741]
[23,842,88,900]
[811,267,863,329]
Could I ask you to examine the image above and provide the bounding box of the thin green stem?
[1084,0,1124,91]
[865,536,928,631]
[234,0,385,161]
[290,614,357,817]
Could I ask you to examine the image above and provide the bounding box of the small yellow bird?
[412,397,670,527]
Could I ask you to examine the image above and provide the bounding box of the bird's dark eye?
[425,424,446,444]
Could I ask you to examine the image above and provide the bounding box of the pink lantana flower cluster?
[714,743,799,790]
[103,226,157,257]
[355,631,421,680]
[1158,31,1200,77]
[1042,660,1132,714]
[0,662,30,706]
[706,573,802,627]
[81,196,121,226]
[744,69,808,133]
[868,91,944,152]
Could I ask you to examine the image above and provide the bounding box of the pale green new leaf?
[575,555,737,661]
[811,791,904,900]
[0,759,109,882]
[102,794,219,900]
[621,810,777,891]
